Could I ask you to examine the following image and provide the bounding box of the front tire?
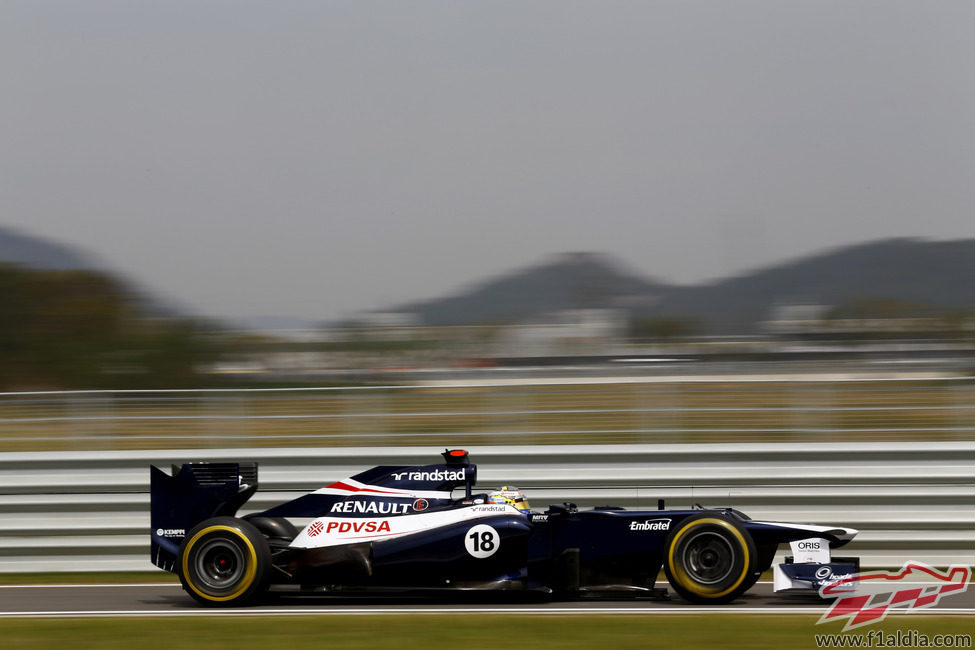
[663,513,757,604]
[178,516,270,606]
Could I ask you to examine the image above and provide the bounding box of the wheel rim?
[680,530,736,585]
[194,537,246,591]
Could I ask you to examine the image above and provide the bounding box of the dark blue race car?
[150,449,858,606]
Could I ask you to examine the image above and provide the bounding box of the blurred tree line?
[628,316,699,341]
[0,265,219,390]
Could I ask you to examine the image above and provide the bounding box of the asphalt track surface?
[1,583,973,617]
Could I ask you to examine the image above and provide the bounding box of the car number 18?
[465,524,500,558]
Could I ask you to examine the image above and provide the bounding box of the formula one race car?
[150,450,859,606]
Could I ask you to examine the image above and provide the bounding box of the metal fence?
[0,442,972,573]
[0,377,972,574]
[1,375,974,451]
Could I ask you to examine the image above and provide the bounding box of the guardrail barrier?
[0,442,971,573]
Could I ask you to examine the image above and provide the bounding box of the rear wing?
[150,462,258,573]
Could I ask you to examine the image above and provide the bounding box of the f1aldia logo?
[818,561,971,631]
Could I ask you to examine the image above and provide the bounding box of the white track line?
[1,582,971,618]
[0,580,949,589]
[0,607,975,618]
[2,608,974,619]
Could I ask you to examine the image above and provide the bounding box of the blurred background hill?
[642,238,975,334]
[395,239,975,334]
[2,224,974,388]
[398,252,671,326]
[0,226,214,390]
[0,225,97,271]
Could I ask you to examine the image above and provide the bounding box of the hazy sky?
[3,1,974,323]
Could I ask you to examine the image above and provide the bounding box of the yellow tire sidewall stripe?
[181,524,259,602]
[667,517,750,599]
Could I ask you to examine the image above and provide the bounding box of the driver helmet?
[487,486,531,513]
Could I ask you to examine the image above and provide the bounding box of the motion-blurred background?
[1,2,973,576]
[1,226,974,450]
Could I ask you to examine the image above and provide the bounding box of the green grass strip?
[1,614,973,649]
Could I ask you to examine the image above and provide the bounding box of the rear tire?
[663,513,757,604]
[178,516,270,606]
[243,515,299,541]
